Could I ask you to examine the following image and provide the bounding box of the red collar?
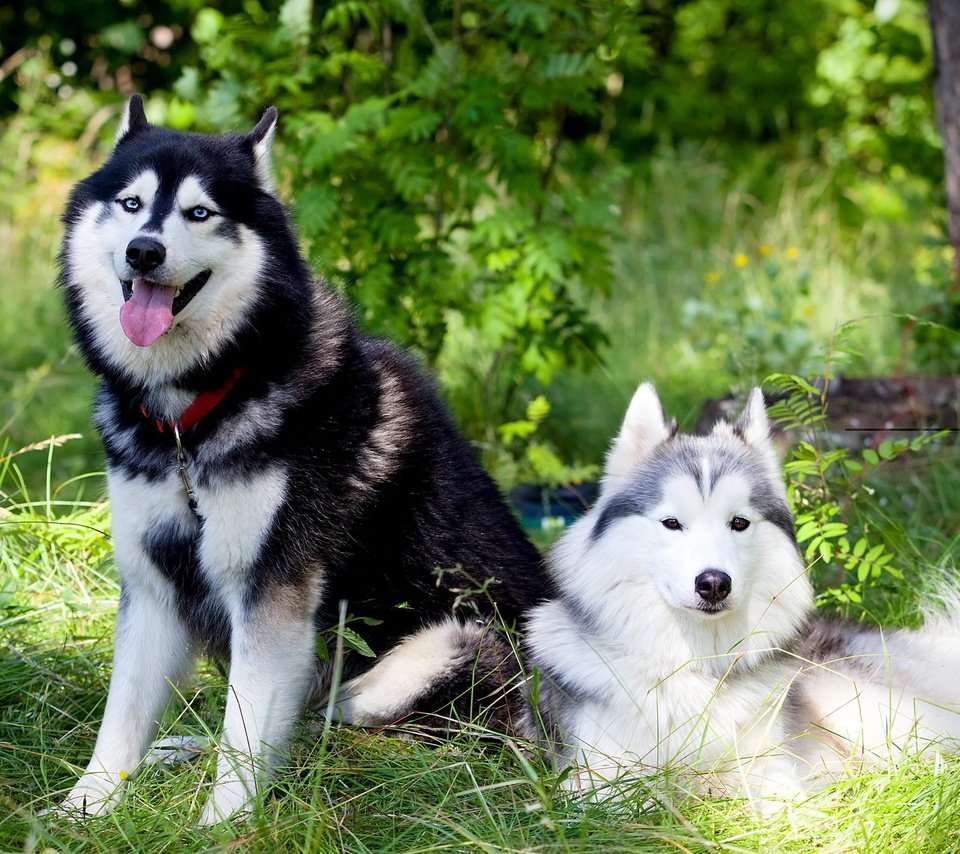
[140,368,244,434]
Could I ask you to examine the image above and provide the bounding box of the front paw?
[197,777,255,826]
[56,773,126,819]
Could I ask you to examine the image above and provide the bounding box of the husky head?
[551,383,812,658]
[59,96,307,387]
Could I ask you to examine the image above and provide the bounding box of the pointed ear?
[734,387,770,446]
[247,107,278,192]
[602,382,673,493]
[729,387,782,475]
[114,94,150,148]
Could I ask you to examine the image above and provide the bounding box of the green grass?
[0,176,99,502]
[4,471,960,852]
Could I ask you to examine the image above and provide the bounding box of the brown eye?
[730,516,750,532]
[661,517,683,531]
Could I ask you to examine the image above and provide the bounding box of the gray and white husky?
[55,96,547,823]
[525,382,960,807]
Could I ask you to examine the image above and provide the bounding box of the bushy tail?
[329,618,527,734]
[800,584,960,762]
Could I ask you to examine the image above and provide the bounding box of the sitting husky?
[525,382,960,807]
[55,96,547,823]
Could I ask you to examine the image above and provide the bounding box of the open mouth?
[120,269,211,316]
[118,270,212,348]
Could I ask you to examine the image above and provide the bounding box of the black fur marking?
[755,496,798,546]
[212,217,241,243]
[800,616,875,664]
[249,108,277,146]
[557,592,607,643]
[140,185,176,234]
[142,521,231,660]
[96,201,114,225]
[592,481,663,539]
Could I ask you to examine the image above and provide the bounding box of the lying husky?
[55,96,547,823]
[525,382,960,807]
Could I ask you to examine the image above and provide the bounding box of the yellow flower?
[802,305,815,318]
[785,246,800,259]
[704,271,721,284]
[118,770,129,781]
[758,244,771,257]
[733,253,749,268]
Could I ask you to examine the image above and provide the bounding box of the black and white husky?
[55,96,547,823]
[525,382,960,808]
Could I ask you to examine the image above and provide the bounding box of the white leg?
[198,602,315,825]
[60,585,194,817]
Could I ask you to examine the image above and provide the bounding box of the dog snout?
[126,236,166,274]
[695,569,731,604]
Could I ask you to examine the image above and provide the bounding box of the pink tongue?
[119,280,176,347]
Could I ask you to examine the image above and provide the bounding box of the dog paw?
[197,777,255,826]
[55,774,126,819]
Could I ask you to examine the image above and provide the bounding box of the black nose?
[125,236,166,274]
[695,569,732,603]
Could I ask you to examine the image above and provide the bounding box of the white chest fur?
[108,464,289,600]
[192,467,288,591]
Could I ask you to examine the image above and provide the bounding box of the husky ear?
[734,388,770,445]
[602,382,674,493]
[114,95,150,148]
[247,107,279,192]
[728,387,782,474]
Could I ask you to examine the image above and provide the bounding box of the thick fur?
[525,382,960,808]
[56,96,546,823]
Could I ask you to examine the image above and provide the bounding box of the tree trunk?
[929,0,960,282]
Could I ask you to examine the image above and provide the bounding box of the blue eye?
[187,206,212,221]
[118,197,141,213]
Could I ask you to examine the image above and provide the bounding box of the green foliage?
[491,395,598,488]
[315,613,381,661]
[0,0,211,118]
[811,0,940,214]
[906,239,960,372]
[680,246,820,383]
[767,372,949,610]
[628,0,831,144]
[172,0,637,432]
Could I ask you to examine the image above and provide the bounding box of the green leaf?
[339,626,376,658]
[498,420,538,442]
[315,633,330,661]
[525,395,551,424]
